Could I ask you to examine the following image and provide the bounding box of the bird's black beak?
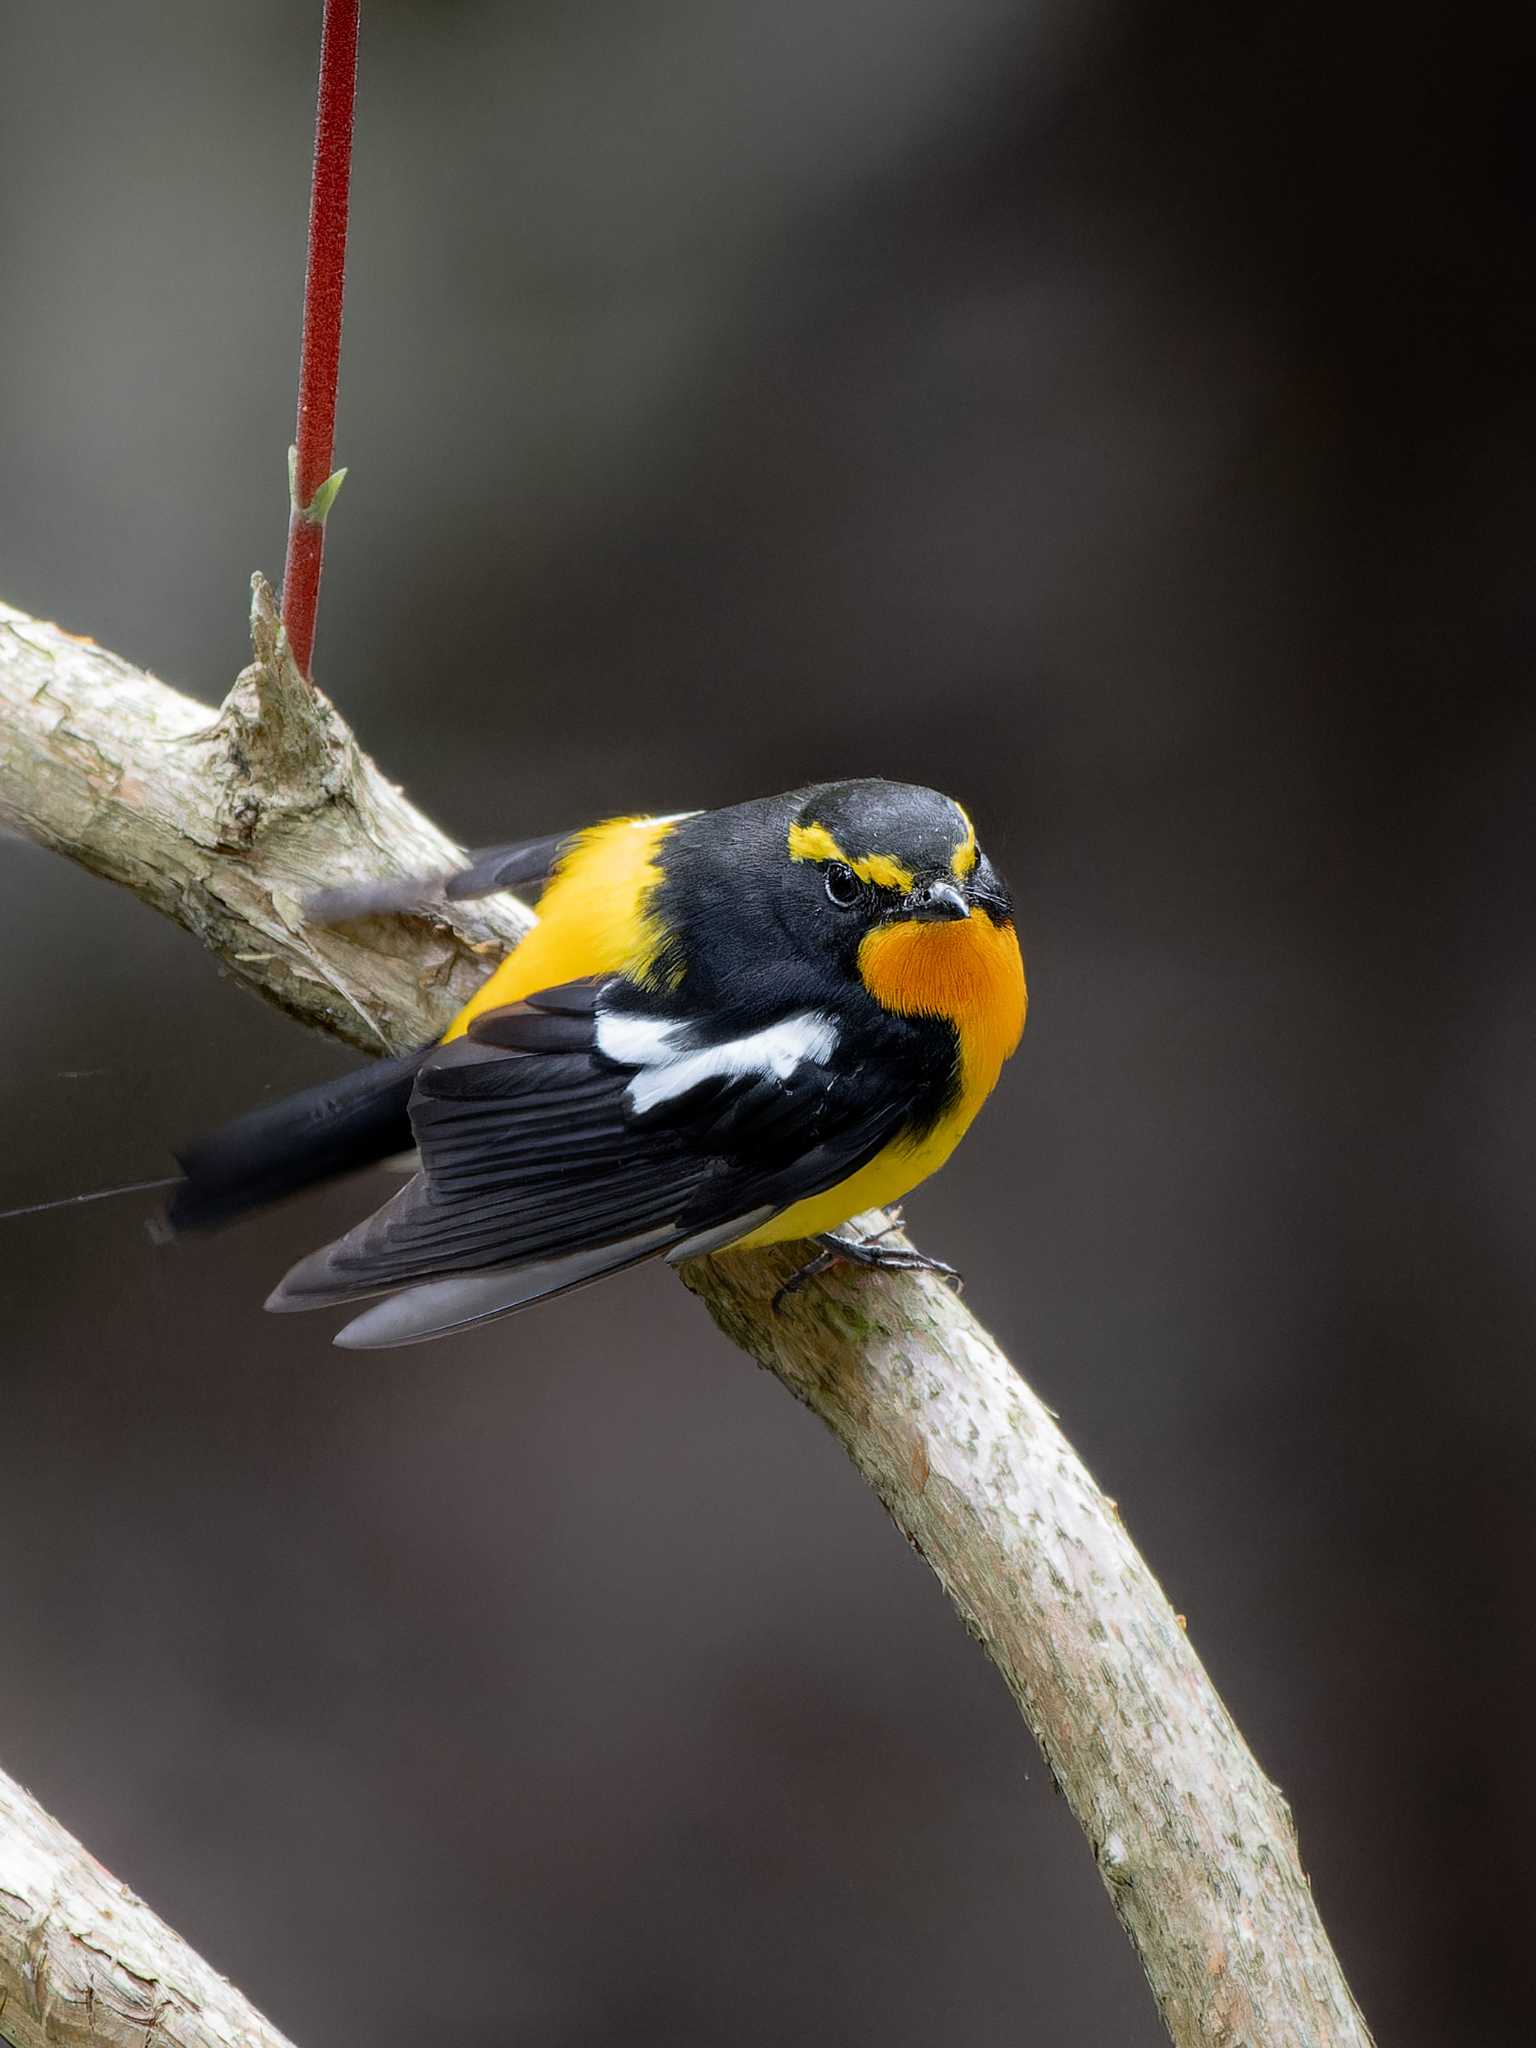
[903,877,970,923]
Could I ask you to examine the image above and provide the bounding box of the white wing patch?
[596,1009,840,1116]
[592,1011,682,1067]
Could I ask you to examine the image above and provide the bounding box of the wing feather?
[303,834,578,927]
[444,832,574,901]
[267,983,923,1341]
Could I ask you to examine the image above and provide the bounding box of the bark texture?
[0,1771,295,2048]
[0,585,1373,2048]
[686,1240,1371,2046]
[0,580,530,1054]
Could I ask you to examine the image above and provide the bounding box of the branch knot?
[210,575,352,845]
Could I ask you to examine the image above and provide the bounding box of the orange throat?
[858,909,1027,1112]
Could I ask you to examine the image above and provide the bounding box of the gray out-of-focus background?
[2,2,1533,2043]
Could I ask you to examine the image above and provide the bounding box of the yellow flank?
[735,908,1027,1247]
[950,807,978,878]
[787,820,914,892]
[444,816,679,1040]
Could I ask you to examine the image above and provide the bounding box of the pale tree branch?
[0,580,1374,2048]
[0,1772,296,2048]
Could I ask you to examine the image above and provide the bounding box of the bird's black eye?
[823,861,862,909]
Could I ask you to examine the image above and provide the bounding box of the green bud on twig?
[287,444,349,525]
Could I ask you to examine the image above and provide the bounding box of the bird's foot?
[772,1210,963,1313]
[770,1244,845,1310]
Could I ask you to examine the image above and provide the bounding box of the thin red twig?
[281,0,361,679]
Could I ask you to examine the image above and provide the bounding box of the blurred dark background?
[2,1,1533,2042]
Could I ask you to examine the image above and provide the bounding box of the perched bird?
[170,779,1027,1346]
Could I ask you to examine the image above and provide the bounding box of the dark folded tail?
[168,1046,433,1233]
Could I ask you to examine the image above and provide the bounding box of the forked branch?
[0,586,1373,2048]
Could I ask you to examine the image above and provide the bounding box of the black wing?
[443,832,574,901]
[267,988,924,1346]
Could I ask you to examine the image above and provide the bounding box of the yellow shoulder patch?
[443,814,681,1040]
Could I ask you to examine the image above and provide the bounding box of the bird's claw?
[772,1212,964,1313]
[771,1248,842,1312]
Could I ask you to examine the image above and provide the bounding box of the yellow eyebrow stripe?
[787,820,914,892]
[786,820,842,866]
[849,850,915,890]
[950,808,978,878]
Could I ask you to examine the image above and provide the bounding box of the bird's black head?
[646,778,1013,1017]
[783,778,1011,935]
